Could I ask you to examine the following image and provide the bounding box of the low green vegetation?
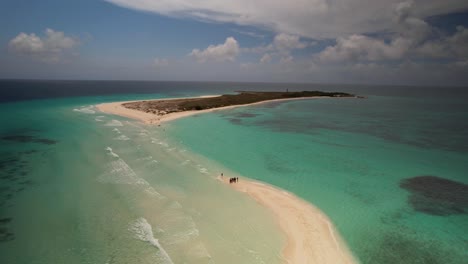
[179,91,354,111]
[123,91,355,115]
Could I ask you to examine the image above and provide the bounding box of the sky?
[1,0,468,86]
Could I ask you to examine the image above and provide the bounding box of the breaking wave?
[104,120,123,127]
[105,147,119,158]
[129,218,174,264]
[114,135,130,141]
[73,105,95,114]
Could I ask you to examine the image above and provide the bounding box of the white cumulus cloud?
[104,0,468,39]
[318,35,410,62]
[273,33,307,51]
[260,53,272,63]
[316,1,468,63]
[9,28,79,62]
[189,37,239,63]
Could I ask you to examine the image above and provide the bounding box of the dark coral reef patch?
[400,176,468,216]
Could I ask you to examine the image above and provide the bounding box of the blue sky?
[1,0,468,85]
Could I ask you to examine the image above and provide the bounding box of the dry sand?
[97,95,359,263]
[222,177,358,264]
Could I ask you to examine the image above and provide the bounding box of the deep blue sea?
[0,80,467,264]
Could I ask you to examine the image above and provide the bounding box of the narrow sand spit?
[222,177,358,264]
[96,95,325,125]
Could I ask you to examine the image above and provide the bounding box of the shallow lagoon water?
[169,95,468,263]
[1,82,467,263]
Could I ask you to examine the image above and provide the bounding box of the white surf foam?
[197,165,209,174]
[112,128,121,134]
[73,105,95,114]
[98,159,147,185]
[100,151,165,199]
[144,188,166,200]
[137,156,153,161]
[129,218,174,264]
[105,147,119,158]
[114,135,130,141]
[95,116,105,122]
[104,120,123,127]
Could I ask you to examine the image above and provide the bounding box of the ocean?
[0,80,467,264]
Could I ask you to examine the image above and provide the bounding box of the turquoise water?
[0,95,286,264]
[1,83,468,263]
[169,96,468,263]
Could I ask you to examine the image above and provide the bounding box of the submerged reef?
[400,176,468,216]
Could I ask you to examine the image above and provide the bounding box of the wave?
[101,148,165,199]
[114,135,130,141]
[112,128,121,134]
[73,105,95,114]
[197,165,209,174]
[129,218,174,264]
[95,116,105,122]
[98,159,147,185]
[104,120,123,127]
[105,147,119,158]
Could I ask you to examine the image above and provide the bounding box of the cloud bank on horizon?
[2,0,468,85]
[104,0,468,39]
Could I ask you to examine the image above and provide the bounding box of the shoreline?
[97,95,359,263]
[96,95,351,125]
[220,176,358,264]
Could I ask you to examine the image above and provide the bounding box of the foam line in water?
[129,218,174,264]
[73,105,95,114]
[105,147,119,158]
[99,159,147,185]
[112,128,121,134]
[104,120,123,127]
[114,135,130,141]
[197,164,209,174]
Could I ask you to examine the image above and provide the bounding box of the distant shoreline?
[97,91,357,125]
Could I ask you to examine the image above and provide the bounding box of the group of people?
[221,173,239,184]
[229,177,239,183]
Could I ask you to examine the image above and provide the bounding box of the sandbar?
[222,177,358,264]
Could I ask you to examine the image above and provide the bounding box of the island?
[97,90,356,125]
[96,90,360,264]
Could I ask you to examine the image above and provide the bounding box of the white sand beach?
[222,177,358,264]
